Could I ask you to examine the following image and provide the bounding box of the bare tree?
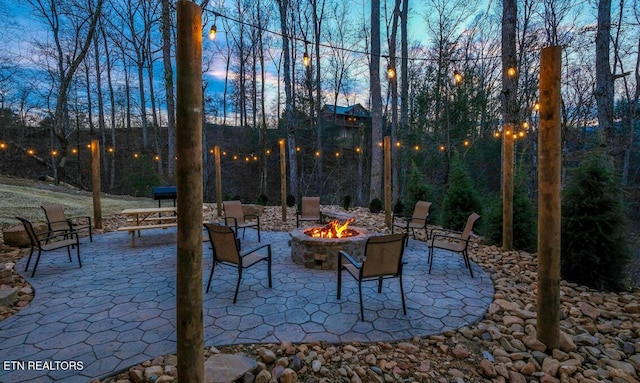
[369,0,382,202]
[162,0,176,180]
[595,0,615,156]
[109,0,154,149]
[25,0,105,183]
[277,0,299,198]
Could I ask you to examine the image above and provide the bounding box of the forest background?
[0,0,638,228]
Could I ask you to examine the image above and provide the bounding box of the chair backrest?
[461,212,481,240]
[361,233,406,279]
[41,204,69,232]
[410,201,431,224]
[16,217,39,248]
[223,200,245,224]
[301,197,320,216]
[204,223,240,265]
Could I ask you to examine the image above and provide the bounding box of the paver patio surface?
[0,228,493,382]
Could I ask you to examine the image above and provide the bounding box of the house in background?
[321,104,371,148]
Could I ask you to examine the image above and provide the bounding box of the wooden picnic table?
[118,207,178,247]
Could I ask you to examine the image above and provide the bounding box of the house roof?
[322,103,371,118]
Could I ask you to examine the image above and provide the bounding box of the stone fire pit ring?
[289,227,370,270]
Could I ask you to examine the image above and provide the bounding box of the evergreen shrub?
[342,195,351,211]
[369,198,383,214]
[256,194,268,205]
[441,154,483,231]
[286,194,296,207]
[484,178,537,252]
[405,160,430,214]
[561,155,631,291]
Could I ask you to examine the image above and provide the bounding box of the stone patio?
[0,227,493,382]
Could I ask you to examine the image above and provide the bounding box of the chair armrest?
[38,228,79,242]
[338,250,361,269]
[392,213,411,221]
[241,243,271,257]
[244,214,259,221]
[429,227,463,238]
[68,215,92,223]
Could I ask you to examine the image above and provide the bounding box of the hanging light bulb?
[208,24,217,41]
[303,51,310,67]
[387,64,396,80]
[453,70,463,84]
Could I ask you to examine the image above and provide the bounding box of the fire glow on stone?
[304,219,358,239]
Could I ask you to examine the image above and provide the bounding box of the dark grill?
[151,186,177,207]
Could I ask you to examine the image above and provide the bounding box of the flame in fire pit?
[305,218,357,238]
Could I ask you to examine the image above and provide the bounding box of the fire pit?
[290,219,370,270]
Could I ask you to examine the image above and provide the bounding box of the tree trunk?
[595,0,615,156]
[400,0,408,128]
[369,0,382,202]
[162,0,176,182]
[277,0,298,198]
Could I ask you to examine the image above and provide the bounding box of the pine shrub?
[485,179,537,252]
[369,198,383,214]
[342,195,351,210]
[441,154,483,231]
[561,155,631,291]
[405,160,430,213]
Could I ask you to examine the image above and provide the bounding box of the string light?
[453,70,463,84]
[205,9,507,63]
[208,24,217,41]
[303,51,310,67]
[0,142,6,149]
[387,64,396,80]
[507,67,517,77]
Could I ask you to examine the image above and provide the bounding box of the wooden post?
[280,139,287,221]
[384,136,392,228]
[90,139,102,230]
[502,123,514,250]
[537,45,562,351]
[215,146,222,217]
[175,1,204,382]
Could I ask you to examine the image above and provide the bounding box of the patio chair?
[428,212,480,278]
[296,197,323,227]
[337,233,407,321]
[16,216,82,277]
[41,203,93,242]
[203,223,272,303]
[391,201,432,242]
[223,200,261,242]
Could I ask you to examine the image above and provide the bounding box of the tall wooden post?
[502,123,514,250]
[280,139,287,221]
[384,136,392,228]
[90,139,102,230]
[215,146,222,216]
[537,45,562,351]
[175,1,204,381]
